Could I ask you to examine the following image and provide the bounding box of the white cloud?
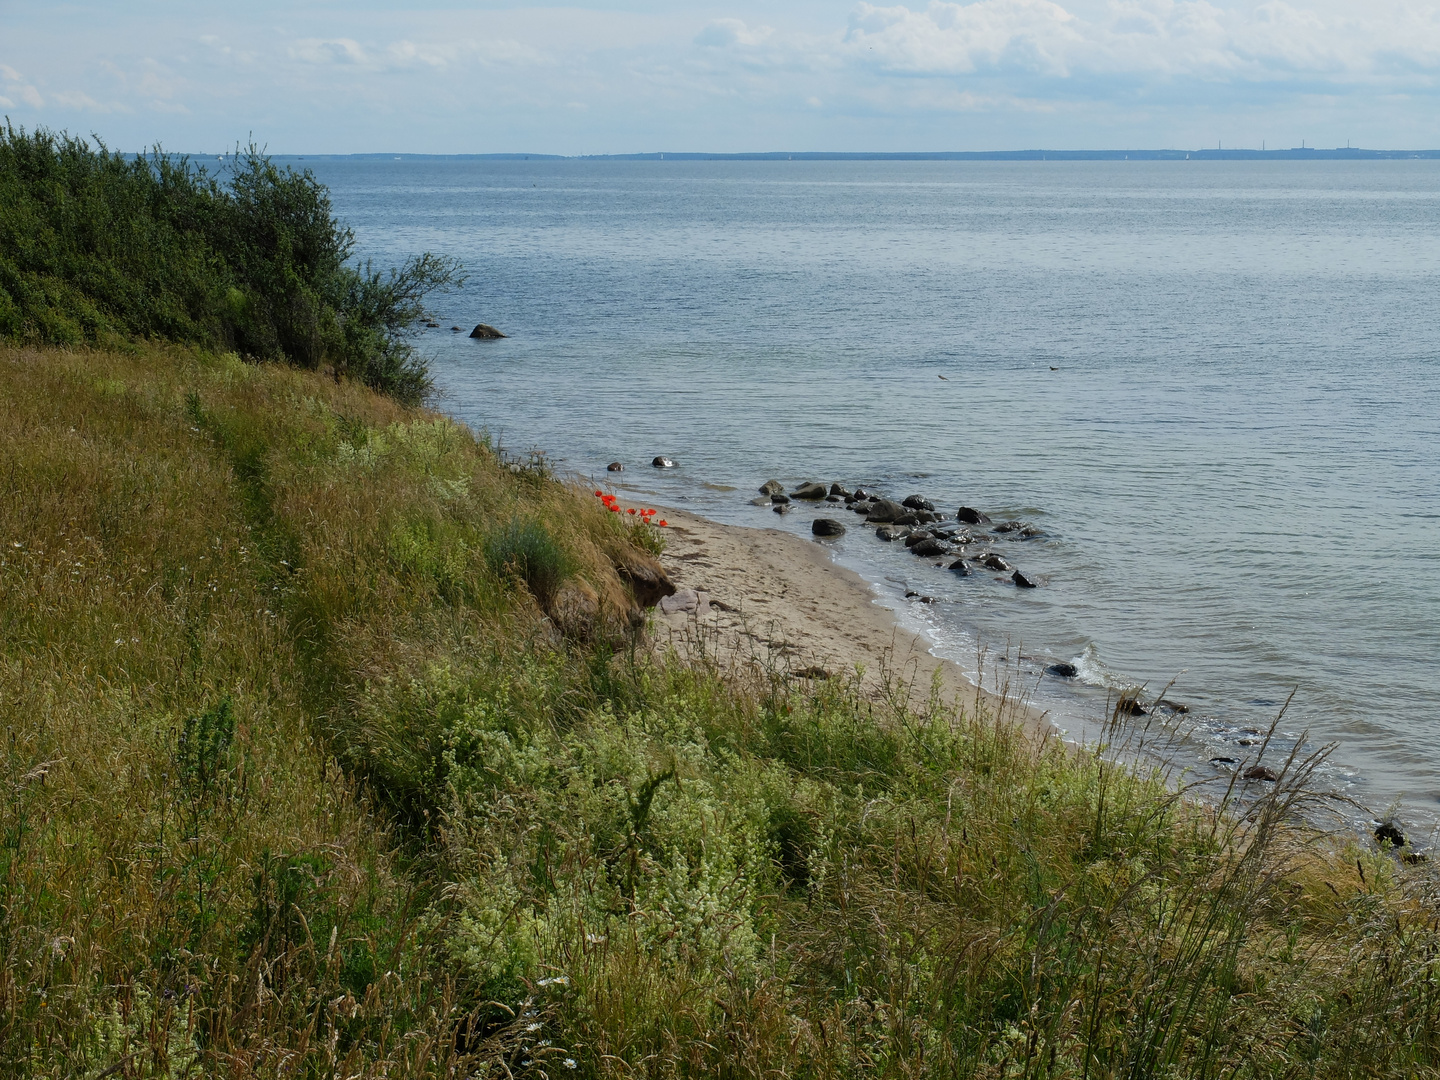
[0,95,13,109]
[289,38,369,66]
[695,19,773,49]
[834,0,1440,84]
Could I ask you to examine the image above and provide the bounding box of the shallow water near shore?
[301,156,1440,830]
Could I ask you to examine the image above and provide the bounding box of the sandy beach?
[636,504,1051,735]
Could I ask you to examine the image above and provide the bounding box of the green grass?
[2,341,1439,1078]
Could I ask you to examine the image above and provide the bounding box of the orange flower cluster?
[594,491,667,527]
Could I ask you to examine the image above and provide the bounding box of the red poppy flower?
[594,490,603,498]
[627,508,637,515]
[658,520,668,527]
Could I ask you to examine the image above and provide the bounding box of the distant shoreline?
[254,148,1440,162]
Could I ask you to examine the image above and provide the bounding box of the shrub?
[484,519,574,604]
[0,123,462,402]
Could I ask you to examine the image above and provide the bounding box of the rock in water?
[469,323,507,338]
[773,504,791,515]
[957,506,992,525]
[812,518,846,537]
[760,479,785,496]
[865,499,907,523]
[911,538,948,557]
[875,525,907,541]
[830,483,853,497]
[1243,765,1279,782]
[1116,694,1147,716]
[902,494,935,511]
[606,461,624,472]
[1376,821,1407,848]
[948,559,971,575]
[770,493,791,504]
[790,481,828,500]
[1012,570,1037,588]
[652,456,677,468]
[1046,662,1078,678]
[980,553,1012,572]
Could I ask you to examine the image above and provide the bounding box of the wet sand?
[636,503,1051,734]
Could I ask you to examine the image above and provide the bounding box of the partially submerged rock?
[790,481,828,500]
[606,461,624,472]
[469,323,507,338]
[957,506,991,525]
[652,456,677,469]
[760,479,785,496]
[812,518,846,537]
[1046,662,1078,678]
[865,499,907,523]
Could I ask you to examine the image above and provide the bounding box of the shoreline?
[632,502,1054,738]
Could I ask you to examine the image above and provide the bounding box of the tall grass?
[0,124,460,401]
[2,341,1439,1077]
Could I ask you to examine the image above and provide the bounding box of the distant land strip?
[261,148,1440,162]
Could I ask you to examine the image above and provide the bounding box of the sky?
[4,0,1440,154]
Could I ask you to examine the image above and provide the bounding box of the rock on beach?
[812,518,846,537]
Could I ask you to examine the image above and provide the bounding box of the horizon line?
[234,147,1440,162]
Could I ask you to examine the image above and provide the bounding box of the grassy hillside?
[3,341,1440,1078]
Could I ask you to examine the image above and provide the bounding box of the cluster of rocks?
[752,479,1045,589]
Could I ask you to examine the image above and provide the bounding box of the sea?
[293,155,1440,833]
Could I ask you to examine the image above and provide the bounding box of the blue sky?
[4,0,1440,153]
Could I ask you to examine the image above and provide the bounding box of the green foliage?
[485,518,575,604]
[0,123,463,401]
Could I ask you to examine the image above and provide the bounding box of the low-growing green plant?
[485,518,576,604]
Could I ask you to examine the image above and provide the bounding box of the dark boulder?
[1210,756,1237,765]
[606,461,624,472]
[979,554,1012,572]
[866,499,907,523]
[1243,765,1279,782]
[1154,698,1189,714]
[875,525,907,542]
[469,323,507,338]
[773,504,791,515]
[1376,821,1407,849]
[895,512,921,526]
[852,487,878,501]
[1012,570,1037,588]
[957,507,992,525]
[911,538,949,557]
[812,518,846,537]
[1115,694,1147,716]
[825,495,842,502]
[830,483,853,498]
[851,501,874,514]
[993,520,1024,533]
[771,493,791,504]
[948,559,971,575]
[759,479,785,496]
[749,497,772,506]
[652,456,677,468]
[1046,662,1078,678]
[902,494,936,511]
[903,531,932,547]
[791,481,829,500]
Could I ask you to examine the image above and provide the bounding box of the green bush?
[485,519,575,604]
[0,123,462,402]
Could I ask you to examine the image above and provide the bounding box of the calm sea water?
[300,157,1440,826]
